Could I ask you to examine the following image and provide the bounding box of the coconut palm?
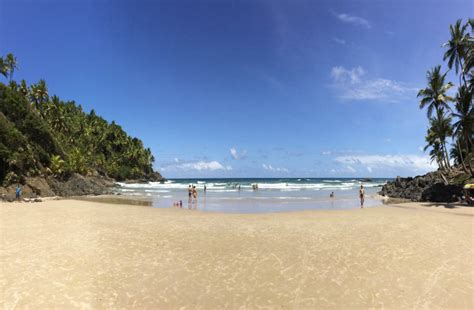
[452,85,474,174]
[29,79,49,115]
[443,19,469,85]
[464,20,474,93]
[453,86,473,150]
[19,79,29,98]
[5,53,17,81]
[417,65,454,118]
[425,139,445,170]
[0,57,8,78]
[428,110,454,170]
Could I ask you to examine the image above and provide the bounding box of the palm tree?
[428,110,454,170]
[452,85,474,174]
[443,19,469,85]
[8,80,18,91]
[5,53,17,82]
[0,57,8,78]
[425,139,445,170]
[417,65,454,118]
[19,79,29,98]
[464,19,474,92]
[29,79,49,115]
[453,86,473,151]
[45,95,67,132]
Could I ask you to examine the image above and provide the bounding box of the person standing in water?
[192,186,197,201]
[188,185,192,199]
[359,185,365,208]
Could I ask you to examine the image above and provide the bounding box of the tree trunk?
[457,140,469,173]
[442,142,451,171]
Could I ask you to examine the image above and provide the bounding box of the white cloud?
[346,165,356,173]
[367,166,373,173]
[334,155,437,173]
[335,12,371,29]
[262,163,289,173]
[162,160,232,172]
[330,66,417,102]
[230,147,247,160]
[333,37,346,45]
[321,151,332,155]
[331,66,365,84]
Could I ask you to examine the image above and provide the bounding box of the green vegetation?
[418,19,474,176]
[0,54,158,184]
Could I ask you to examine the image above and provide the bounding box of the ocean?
[116,178,390,213]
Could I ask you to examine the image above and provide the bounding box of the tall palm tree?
[417,65,454,118]
[428,110,454,170]
[464,19,474,92]
[0,57,8,78]
[452,85,474,174]
[5,53,17,82]
[443,19,469,85]
[453,86,473,151]
[425,139,445,170]
[19,79,29,98]
[29,79,49,115]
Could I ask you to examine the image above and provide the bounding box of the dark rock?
[379,168,466,202]
[421,183,462,202]
[25,177,55,197]
[47,174,114,196]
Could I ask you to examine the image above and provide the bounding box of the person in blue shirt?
[15,184,21,201]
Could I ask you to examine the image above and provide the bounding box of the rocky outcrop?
[1,174,117,201]
[379,168,470,202]
[48,174,115,197]
[25,177,55,197]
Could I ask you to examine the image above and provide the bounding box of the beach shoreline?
[1,199,473,308]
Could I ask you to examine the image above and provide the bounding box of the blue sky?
[1,0,471,178]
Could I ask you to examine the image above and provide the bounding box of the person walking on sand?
[359,185,365,208]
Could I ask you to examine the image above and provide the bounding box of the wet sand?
[1,200,473,309]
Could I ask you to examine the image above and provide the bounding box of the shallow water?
[115,178,388,213]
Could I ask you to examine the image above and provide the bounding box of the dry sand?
[1,200,473,309]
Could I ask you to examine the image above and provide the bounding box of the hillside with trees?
[380,19,473,202]
[0,54,161,197]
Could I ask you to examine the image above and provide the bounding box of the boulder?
[48,174,114,196]
[379,168,467,202]
[25,177,55,197]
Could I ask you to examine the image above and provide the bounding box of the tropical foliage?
[0,54,157,184]
[420,18,474,175]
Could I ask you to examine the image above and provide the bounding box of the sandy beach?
[1,200,473,309]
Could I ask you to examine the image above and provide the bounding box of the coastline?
[1,199,473,308]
